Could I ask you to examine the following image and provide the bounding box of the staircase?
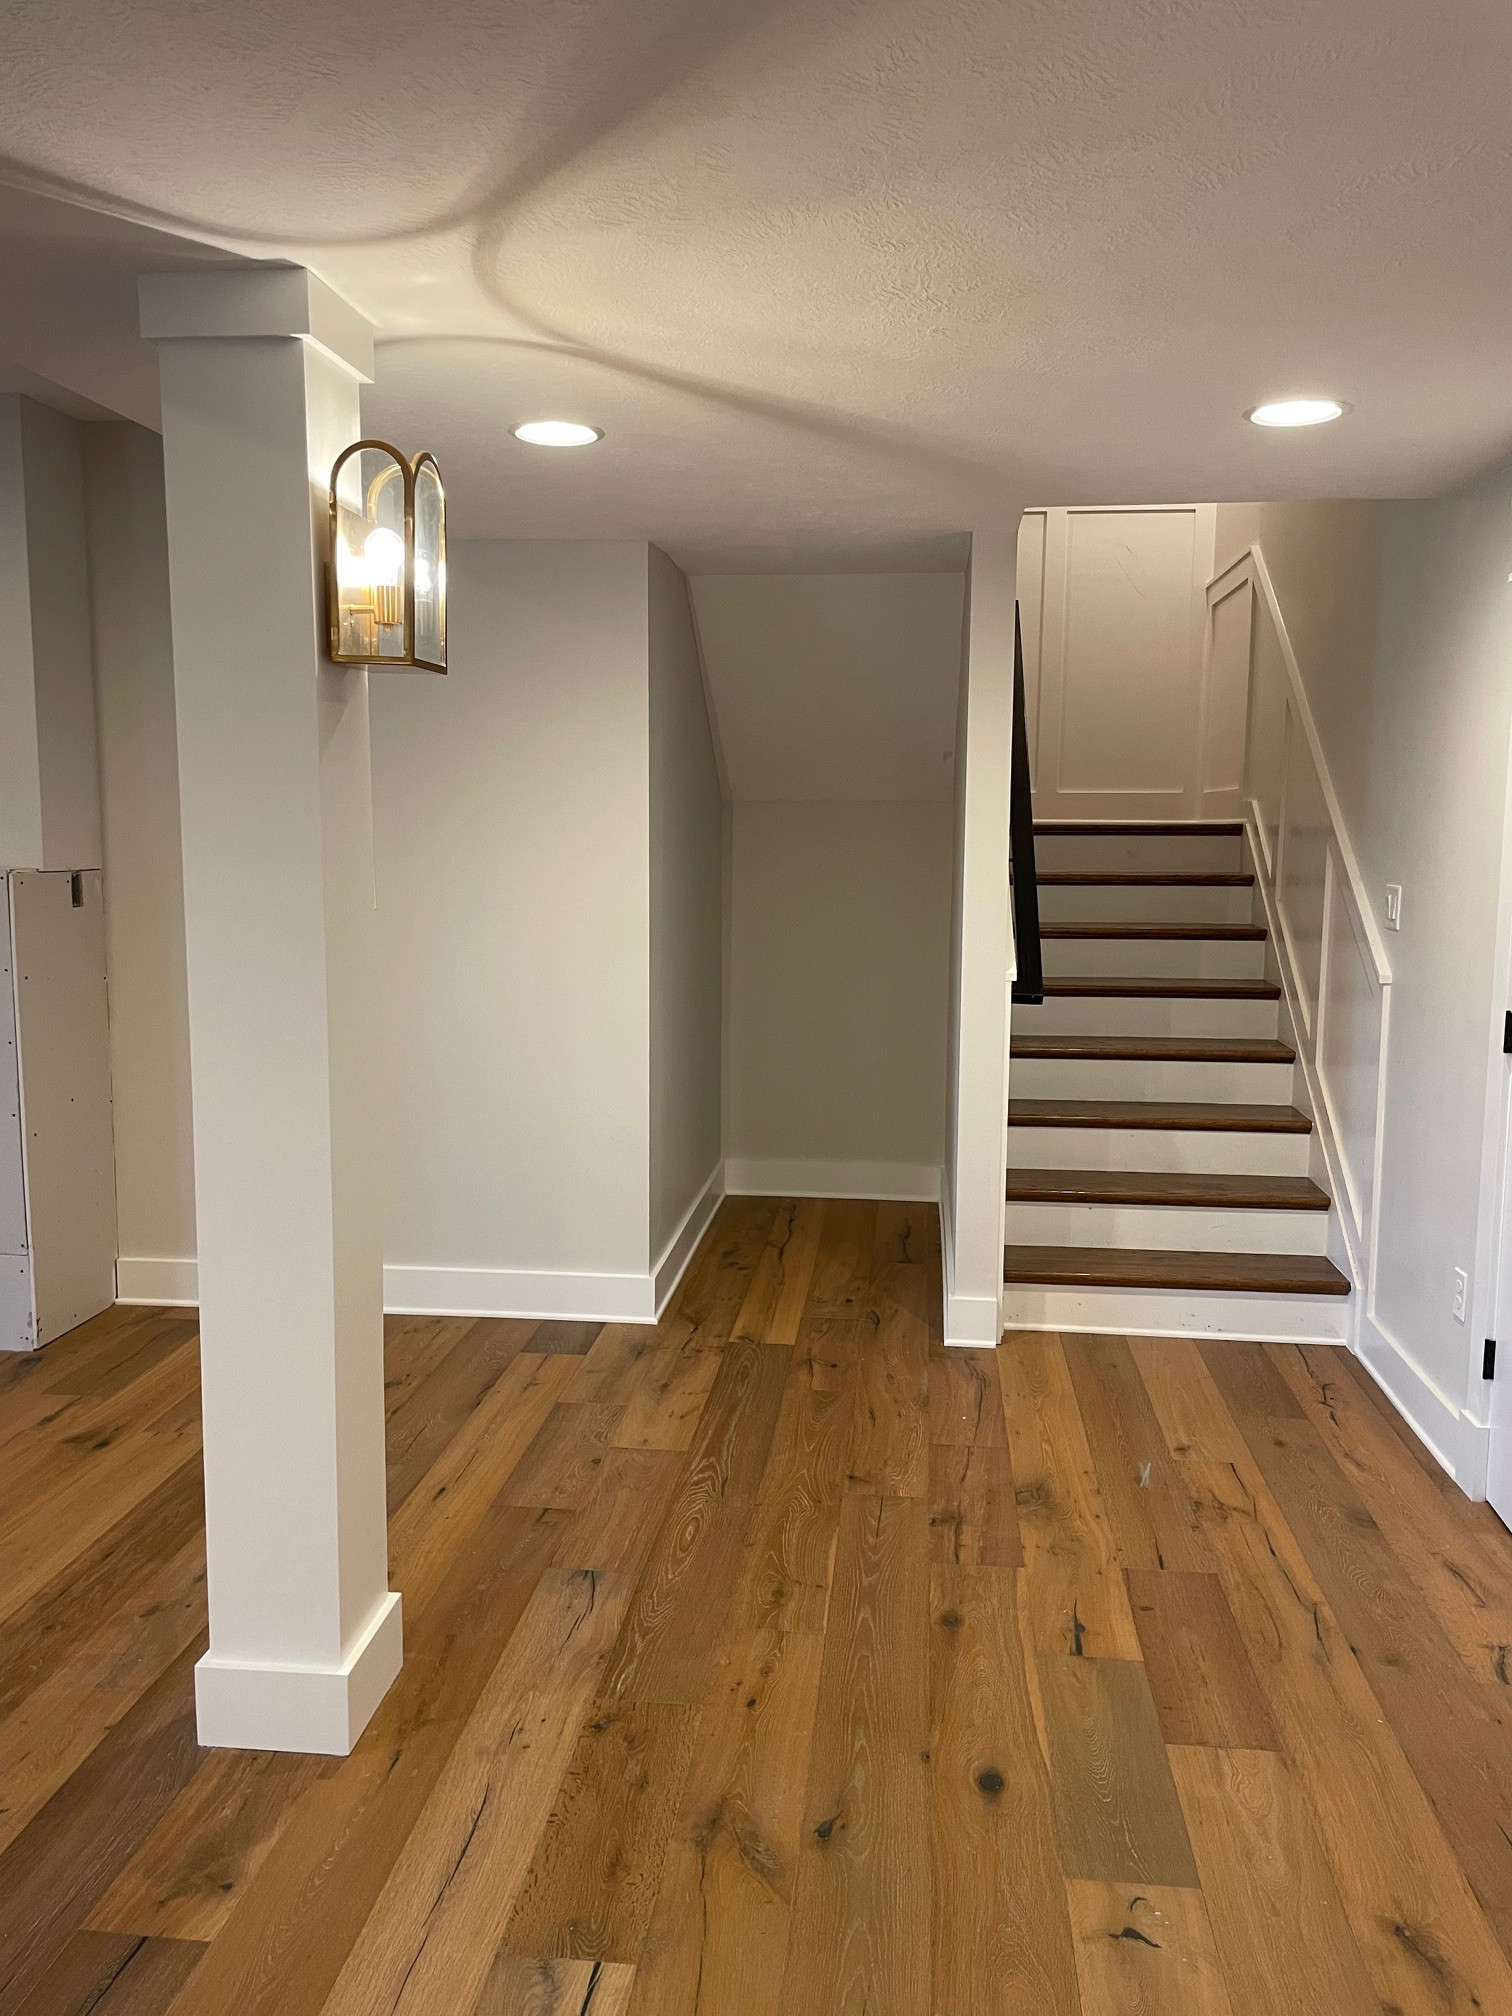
[1003,820,1351,1342]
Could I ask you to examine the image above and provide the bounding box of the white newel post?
[141,266,400,1753]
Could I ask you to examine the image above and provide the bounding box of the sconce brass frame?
[326,438,447,674]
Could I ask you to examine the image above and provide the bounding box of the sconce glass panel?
[411,454,447,672]
[330,441,411,666]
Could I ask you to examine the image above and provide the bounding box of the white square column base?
[194,1591,403,1755]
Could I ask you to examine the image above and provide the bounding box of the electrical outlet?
[1453,1267,1469,1323]
[1385,884,1402,930]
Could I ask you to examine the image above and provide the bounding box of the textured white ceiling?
[691,573,964,800]
[5,0,1512,555]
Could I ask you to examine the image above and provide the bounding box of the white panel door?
[1035,505,1214,820]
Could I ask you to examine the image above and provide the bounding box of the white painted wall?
[1355,472,1512,1471]
[1213,502,1381,839]
[1215,481,1512,1493]
[82,420,196,1283]
[692,573,964,799]
[725,800,952,1197]
[0,394,103,869]
[371,540,655,1313]
[694,571,963,1203]
[648,544,722,1266]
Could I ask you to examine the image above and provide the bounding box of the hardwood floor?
[4,1197,1512,2013]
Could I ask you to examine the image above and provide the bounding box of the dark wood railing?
[1009,602,1043,1005]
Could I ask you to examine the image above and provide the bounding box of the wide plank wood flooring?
[4,1197,1512,2013]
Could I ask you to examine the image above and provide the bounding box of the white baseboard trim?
[382,1262,657,1323]
[944,1288,1001,1348]
[1358,1312,1490,1490]
[653,1161,726,1317]
[938,1173,1000,1348]
[724,1158,942,1203]
[194,1589,402,1755]
[123,1255,663,1323]
[116,1256,199,1306]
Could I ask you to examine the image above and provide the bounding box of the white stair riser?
[1000,1282,1349,1343]
[1033,833,1246,874]
[1013,996,1280,1039]
[1008,1124,1313,1176]
[1040,938,1266,980]
[1010,1056,1295,1103]
[1004,1200,1330,1255]
[1037,883,1256,925]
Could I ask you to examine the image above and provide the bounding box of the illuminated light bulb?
[363,525,405,629]
[1246,398,1346,428]
[513,420,602,447]
[365,526,405,584]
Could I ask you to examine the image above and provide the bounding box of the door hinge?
[1485,1338,1497,1381]
[1504,1010,1512,1055]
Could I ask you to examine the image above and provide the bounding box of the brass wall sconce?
[327,439,447,672]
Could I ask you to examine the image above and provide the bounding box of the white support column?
[141,266,400,1754]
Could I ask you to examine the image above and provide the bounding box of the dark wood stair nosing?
[1002,1244,1351,1296]
[1032,820,1246,837]
[1010,1034,1296,1064]
[1037,976,1281,1000]
[1040,922,1266,941]
[1035,872,1255,888]
[1006,1168,1330,1210]
[1008,1099,1312,1134]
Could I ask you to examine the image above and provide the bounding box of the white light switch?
[1453,1267,1469,1323]
[1385,884,1402,930]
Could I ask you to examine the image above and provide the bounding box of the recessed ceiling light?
[513,420,603,448]
[1246,398,1347,428]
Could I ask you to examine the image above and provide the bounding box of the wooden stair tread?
[1032,820,1245,837]
[1007,1168,1330,1209]
[1009,1098,1311,1133]
[1040,921,1266,941]
[1040,976,1280,999]
[1002,1244,1351,1295]
[1010,1033,1296,1064]
[1035,871,1254,887]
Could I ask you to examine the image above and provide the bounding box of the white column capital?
[139,264,374,382]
